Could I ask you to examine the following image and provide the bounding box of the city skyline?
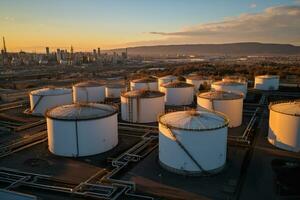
[1,0,300,52]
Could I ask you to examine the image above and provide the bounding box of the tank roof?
[159,110,228,131]
[162,81,194,88]
[158,75,177,80]
[131,77,157,83]
[269,100,300,116]
[105,84,125,88]
[30,87,71,96]
[212,80,244,86]
[256,75,280,79]
[121,90,165,98]
[198,91,243,100]
[186,75,211,80]
[46,103,117,120]
[74,81,104,87]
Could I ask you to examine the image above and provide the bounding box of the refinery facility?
[0,64,299,200]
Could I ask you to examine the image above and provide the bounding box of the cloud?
[250,3,257,8]
[140,5,300,46]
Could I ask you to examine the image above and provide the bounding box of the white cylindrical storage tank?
[73,81,105,103]
[211,81,247,99]
[161,82,194,106]
[197,91,243,128]
[254,75,280,90]
[105,84,126,99]
[222,75,248,88]
[186,75,213,93]
[29,87,72,116]
[159,110,229,175]
[158,75,177,92]
[268,100,300,152]
[130,77,158,91]
[46,103,118,157]
[121,90,165,123]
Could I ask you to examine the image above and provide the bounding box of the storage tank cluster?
[254,75,280,90]
[73,81,105,103]
[160,81,194,106]
[46,103,118,157]
[158,75,177,92]
[185,75,213,93]
[197,91,244,128]
[29,87,73,116]
[268,100,300,152]
[211,80,247,99]
[130,77,158,91]
[105,84,126,99]
[159,110,229,175]
[121,90,165,123]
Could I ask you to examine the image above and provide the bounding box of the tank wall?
[186,79,212,92]
[105,87,125,98]
[197,97,243,127]
[47,113,118,157]
[163,87,194,106]
[73,86,105,103]
[159,123,227,172]
[121,96,165,123]
[211,84,247,99]
[30,93,72,116]
[130,82,158,91]
[268,110,300,152]
[254,77,279,90]
[158,78,176,91]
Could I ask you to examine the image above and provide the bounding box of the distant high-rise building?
[97,47,101,56]
[2,37,7,53]
[56,48,61,62]
[46,47,50,56]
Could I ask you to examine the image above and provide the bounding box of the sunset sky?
[1,0,300,52]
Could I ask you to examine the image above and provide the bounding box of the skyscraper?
[46,47,50,56]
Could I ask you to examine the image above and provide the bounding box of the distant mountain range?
[107,42,300,56]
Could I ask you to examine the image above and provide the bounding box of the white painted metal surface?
[159,110,228,175]
[161,82,194,106]
[130,77,158,91]
[105,84,126,99]
[268,100,300,152]
[46,103,118,157]
[254,75,280,90]
[29,87,72,116]
[211,80,247,99]
[73,81,105,103]
[158,75,177,91]
[121,90,165,123]
[186,75,213,93]
[197,91,244,127]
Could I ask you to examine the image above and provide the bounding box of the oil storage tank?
[161,81,194,106]
[29,87,72,116]
[158,75,177,91]
[105,84,126,99]
[268,100,300,152]
[46,103,118,157]
[73,81,105,103]
[130,77,158,91]
[186,75,213,93]
[197,91,243,128]
[211,80,247,99]
[121,90,165,123]
[159,110,229,175]
[254,75,279,90]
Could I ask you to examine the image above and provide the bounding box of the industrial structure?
[158,110,229,175]
[185,75,213,93]
[29,87,72,116]
[158,75,177,91]
[46,103,118,157]
[130,77,158,91]
[160,81,194,106]
[211,80,247,99]
[73,81,105,103]
[105,84,126,99]
[121,90,165,123]
[268,100,300,152]
[197,91,244,128]
[254,75,280,90]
